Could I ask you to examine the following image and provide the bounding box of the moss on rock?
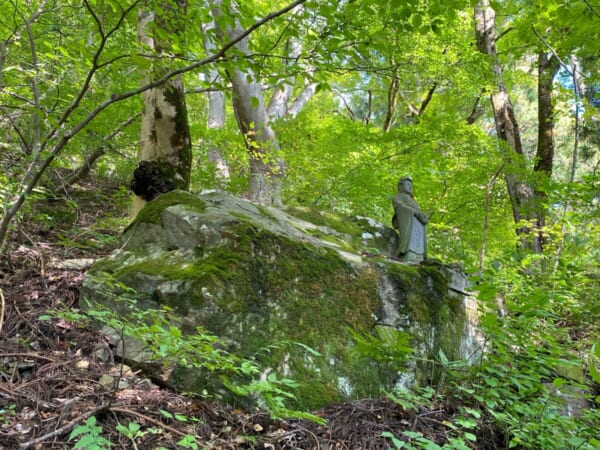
[83,191,477,409]
[130,190,207,225]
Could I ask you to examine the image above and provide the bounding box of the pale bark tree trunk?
[202,20,230,186]
[131,3,192,216]
[210,0,283,206]
[266,15,317,121]
[475,0,542,253]
[205,78,231,185]
[287,81,318,119]
[267,38,301,119]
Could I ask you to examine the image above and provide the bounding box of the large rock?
[81,190,481,408]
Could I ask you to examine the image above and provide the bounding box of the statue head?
[398,176,413,195]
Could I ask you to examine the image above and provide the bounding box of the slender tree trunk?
[202,20,230,186]
[267,38,301,119]
[210,0,284,206]
[533,52,560,240]
[569,56,583,183]
[535,52,559,176]
[205,75,231,185]
[383,68,400,132]
[266,12,317,122]
[131,3,192,216]
[287,81,318,119]
[475,0,542,253]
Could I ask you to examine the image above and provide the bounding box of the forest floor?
[0,181,473,449]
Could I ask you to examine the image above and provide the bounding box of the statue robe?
[392,192,423,256]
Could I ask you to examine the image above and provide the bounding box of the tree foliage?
[1,0,599,446]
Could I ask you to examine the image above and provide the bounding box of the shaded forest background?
[1,0,599,448]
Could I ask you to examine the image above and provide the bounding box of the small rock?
[99,374,116,388]
[75,360,90,370]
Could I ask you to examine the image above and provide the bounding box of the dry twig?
[19,403,110,449]
[110,406,194,441]
[0,287,5,333]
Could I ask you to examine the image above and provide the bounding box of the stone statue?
[392,176,429,261]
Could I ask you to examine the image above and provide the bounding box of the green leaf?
[159,409,174,419]
[464,432,477,441]
[438,349,449,365]
[382,431,406,448]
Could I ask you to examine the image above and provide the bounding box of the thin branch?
[0,287,5,334]
[58,114,140,189]
[83,0,105,39]
[43,0,143,149]
[364,89,372,124]
[20,0,49,157]
[19,403,110,450]
[383,67,399,132]
[0,105,30,153]
[496,26,514,42]
[338,93,355,120]
[466,90,484,124]
[0,0,309,251]
[417,82,437,116]
[186,86,223,94]
[582,0,600,18]
[479,161,505,271]
[110,406,191,440]
[377,140,434,162]
[531,26,570,71]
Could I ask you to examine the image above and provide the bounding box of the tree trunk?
[202,20,230,186]
[267,38,301,119]
[287,81,318,119]
[131,4,192,216]
[533,52,559,239]
[383,68,400,132]
[210,0,284,206]
[535,52,559,176]
[475,0,542,253]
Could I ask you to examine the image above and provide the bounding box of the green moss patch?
[285,205,364,237]
[132,190,206,225]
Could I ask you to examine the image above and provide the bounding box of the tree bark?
[529,51,559,244]
[202,19,230,186]
[534,52,559,176]
[267,38,301,119]
[287,81,318,119]
[210,0,284,206]
[131,3,192,216]
[383,68,400,132]
[475,0,542,253]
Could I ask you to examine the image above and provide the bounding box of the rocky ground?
[0,183,477,449]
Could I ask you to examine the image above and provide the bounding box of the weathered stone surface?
[81,190,481,408]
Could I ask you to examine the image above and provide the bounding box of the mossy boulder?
[81,190,480,409]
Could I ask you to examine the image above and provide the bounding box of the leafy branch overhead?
[1,0,600,447]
